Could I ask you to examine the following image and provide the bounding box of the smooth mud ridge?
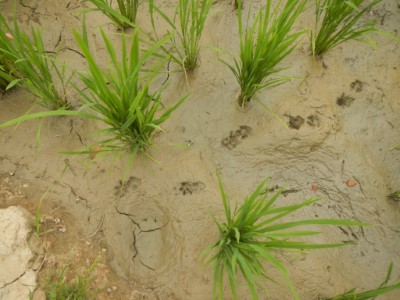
[0,1,400,299]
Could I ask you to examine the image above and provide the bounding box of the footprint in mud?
[221,125,252,150]
[114,176,141,197]
[350,79,363,92]
[177,181,206,195]
[287,115,305,130]
[336,93,355,107]
[113,199,182,281]
[306,114,321,127]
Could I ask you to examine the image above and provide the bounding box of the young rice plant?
[149,0,213,70]
[0,13,73,109]
[71,24,187,158]
[220,0,307,108]
[322,263,400,300]
[311,0,387,56]
[0,19,19,92]
[87,0,139,30]
[203,175,368,300]
[0,23,186,164]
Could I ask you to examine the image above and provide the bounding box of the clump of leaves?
[149,0,213,70]
[220,0,307,108]
[322,263,400,300]
[0,13,73,109]
[311,0,397,56]
[87,0,139,30]
[203,175,368,300]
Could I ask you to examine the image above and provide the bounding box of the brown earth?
[0,0,400,299]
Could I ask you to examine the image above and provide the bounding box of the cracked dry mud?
[0,0,400,300]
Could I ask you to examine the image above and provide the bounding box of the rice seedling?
[44,258,98,300]
[149,0,213,70]
[388,191,400,201]
[203,175,368,300]
[322,263,400,300]
[219,0,307,108]
[0,22,186,163]
[87,0,139,30]
[0,55,16,92]
[0,18,21,91]
[69,23,187,158]
[0,13,73,109]
[311,0,389,56]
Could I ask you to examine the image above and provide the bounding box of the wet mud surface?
[0,0,400,299]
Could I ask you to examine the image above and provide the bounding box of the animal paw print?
[114,176,141,197]
[178,181,206,195]
[221,125,252,150]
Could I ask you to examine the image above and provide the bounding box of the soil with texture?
[0,0,400,299]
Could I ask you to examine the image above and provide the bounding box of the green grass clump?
[220,0,306,108]
[203,175,368,300]
[311,0,385,56]
[322,263,400,300]
[0,29,18,92]
[70,24,187,157]
[0,13,73,109]
[149,0,213,70]
[43,259,98,300]
[388,191,400,201]
[0,23,186,162]
[87,0,139,30]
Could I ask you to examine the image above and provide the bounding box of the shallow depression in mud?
[108,194,183,285]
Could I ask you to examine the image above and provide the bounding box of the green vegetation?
[0,26,19,92]
[44,259,98,300]
[322,263,400,299]
[0,22,186,163]
[149,0,213,70]
[311,0,384,56]
[203,175,368,300]
[0,13,73,109]
[388,191,400,201]
[220,0,306,107]
[87,0,139,30]
[71,23,187,157]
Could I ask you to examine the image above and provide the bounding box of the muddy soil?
[0,0,400,299]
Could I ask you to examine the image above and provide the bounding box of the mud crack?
[115,206,167,272]
[0,271,26,289]
[115,206,167,233]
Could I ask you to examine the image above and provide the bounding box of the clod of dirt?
[350,80,363,92]
[221,125,252,150]
[288,115,305,130]
[0,206,37,299]
[336,93,355,107]
[178,181,206,195]
[307,115,321,127]
[311,183,318,193]
[346,179,357,187]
